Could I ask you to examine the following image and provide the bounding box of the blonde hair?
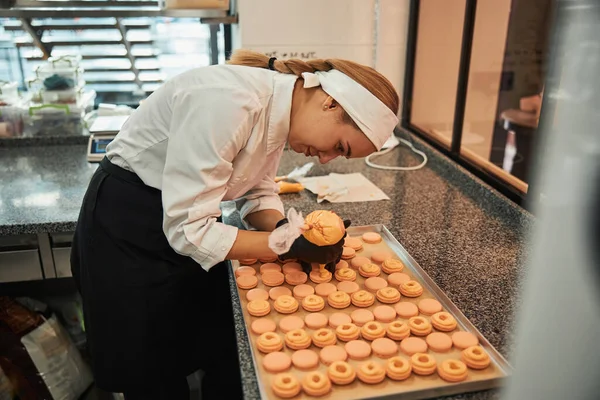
[228,50,399,128]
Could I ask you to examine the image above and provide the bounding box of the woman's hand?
[280,220,352,274]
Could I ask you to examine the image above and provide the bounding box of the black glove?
[278,218,352,275]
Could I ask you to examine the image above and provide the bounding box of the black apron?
[70,157,242,398]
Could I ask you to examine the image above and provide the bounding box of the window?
[403,0,554,203]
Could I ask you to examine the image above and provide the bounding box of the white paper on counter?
[300,173,390,203]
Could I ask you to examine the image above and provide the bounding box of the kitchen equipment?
[23,90,96,137]
[86,115,130,162]
[232,224,511,399]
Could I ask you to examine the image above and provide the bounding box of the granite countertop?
[227,136,531,400]
[0,143,97,236]
[0,133,532,400]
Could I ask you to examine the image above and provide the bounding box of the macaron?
[382,259,405,274]
[388,272,411,286]
[371,338,399,359]
[269,286,292,300]
[262,351,292,373]
[345,340,372,360]
[261,271,285,287]
[235,266,257,277]
[362,232,382,244]
[395,302,419,318]
[285,271,308,286]
[282,262,303,274]
[329,312,352,329]
[344,237,363,251]
[315,283,337,297]
[236,275,258,290]
[426,332,453,352]
[364,277,388,293]
[351,309,375,327]
[371,251,392,264]
[350,256,371,269]
[293,284,314,300]
[319,345,348,366]
[373,305,396,322]
[260,263,282,274]
[310,269,332,284]
[292,349,319,370]
[337,281,360,294]
[246,288,269,302]
[341,247,356,260]
[251,318,277,335]
[279,316,305,333]
[452,331,479,349]
[305,312,329,330]
[418,298,443,316]
[400,337,428,356]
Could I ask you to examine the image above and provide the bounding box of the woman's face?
[288,87,376,164]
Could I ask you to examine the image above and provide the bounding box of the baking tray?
[232,224,512,400]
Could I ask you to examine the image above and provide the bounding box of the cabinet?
[0,232,74,284]
[0,235,44,282]
[50,232,74,278]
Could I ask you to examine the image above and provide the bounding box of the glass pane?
[461,0,552,193]
[410,0,466,148]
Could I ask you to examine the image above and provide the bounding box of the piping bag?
[268,209,346,278]
[302,210,346,278]
[275,162,314,182]
[275,162,314,194]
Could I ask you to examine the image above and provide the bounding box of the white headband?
[301,70,399,151]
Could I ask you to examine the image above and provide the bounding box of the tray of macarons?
[232,211,511,399]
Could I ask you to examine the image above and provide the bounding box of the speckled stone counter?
[0,144,97,236]
[0,133,532,400]
[226,136,532,400]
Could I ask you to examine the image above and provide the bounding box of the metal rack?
[1,0,237,98]
[0,1,230,18]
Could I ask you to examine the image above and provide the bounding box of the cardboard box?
[164,0,229,9]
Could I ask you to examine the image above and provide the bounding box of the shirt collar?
[266,73,298,154]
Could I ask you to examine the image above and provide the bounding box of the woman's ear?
[322,96,338,111]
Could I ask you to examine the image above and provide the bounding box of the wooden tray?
[232,225,511,399]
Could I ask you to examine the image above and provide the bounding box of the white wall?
[376,0,410,109]
[235,0,410,114]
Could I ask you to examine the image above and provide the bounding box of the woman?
[71,50,399,399]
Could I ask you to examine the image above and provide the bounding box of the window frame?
[401,0,557,209]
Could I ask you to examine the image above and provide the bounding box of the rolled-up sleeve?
[235,167,285,230]
[162,85,260,271]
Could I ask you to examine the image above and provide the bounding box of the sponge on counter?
[302,210,345,246]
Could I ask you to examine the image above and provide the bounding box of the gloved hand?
[278,218,352,275]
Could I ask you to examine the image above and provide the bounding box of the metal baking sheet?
[232,224,512,400]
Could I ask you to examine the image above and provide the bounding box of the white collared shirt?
[106,65,297,271]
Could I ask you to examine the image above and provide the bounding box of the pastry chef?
[70,49,399,400]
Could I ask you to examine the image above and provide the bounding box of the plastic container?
[0,102,26,137]
[0,81,19,104]
[27,76,86,104]
[47,55,83,70]
[35,64,84,87]
[26,78,45,103]
[23,90,96,137]
[40,86,84,105]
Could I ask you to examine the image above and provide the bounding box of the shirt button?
[222,247,226,251]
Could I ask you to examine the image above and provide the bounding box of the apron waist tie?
[100,156,145,185]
